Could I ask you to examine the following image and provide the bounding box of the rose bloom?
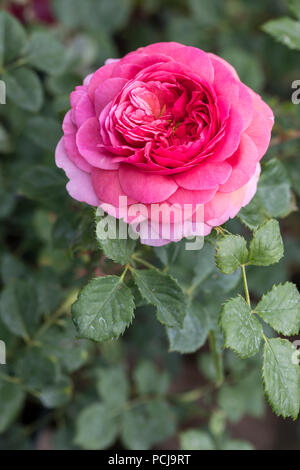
[56,42,274,246]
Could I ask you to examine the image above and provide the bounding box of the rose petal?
[76,117,119,169]
[168,187,217,207]
[174,161,232,190]
[88,62,118,100]
[208,108,244,162]
[94,77,127,116]
[91,168,136,206]
[245,93,274,159]
[219,133,258,192]
[74,93,94,128]
[55,138,99,206]
[142,42,214,82]
[62,111,91,172]
[119,164,178,203]
[208,53,239,80]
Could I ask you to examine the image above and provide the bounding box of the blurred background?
[0,0,300,450]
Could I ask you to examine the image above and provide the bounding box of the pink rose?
[55,42,274,246]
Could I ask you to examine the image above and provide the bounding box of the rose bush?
[56,42,274,245]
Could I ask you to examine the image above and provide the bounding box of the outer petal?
[236,82,254,131]
[168,187,217,206]
[210,56,239,102]
[245,92,274,159]
[94,77,127,116]
[205,163,261,226]
[105,58,120,65]
[83,73,93,86]
[55,138,99,206]
[73,93,94,128]
[88,62,119,100]
[174,161,232,190]
[208,108,244,162]
[142,42,214,82]
[140,237,171,247]
[218,133,258,192]
[207,52,239,80]
[91,168,136,206]
[209,56,254,145]
[241,163,261,207]
[119,164,178,203]
[62,111,91,172]
[204,191,233,223]
[248,88,274,123]
[76,117,119,169]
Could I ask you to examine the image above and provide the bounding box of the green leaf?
[72,276,135,342]
[198,352,219,383]
[133,269,186,328]
[3,68,43,112]
[52,0,83,28]
[249,219,284,266]
[247,261,288,297]
[237,369,265,419]
[53,0,132,33]
[192,242,216,285]
[166,302,208,353]
[256,282,300,335]
[262,17,300,50]
[0,280,39,339]
[0,253,27,284]
[93,0,133,33]
[121,400,176,450]
[40,318,90,373]
[24,32,66,75]
[133,360,170,395]
[289,0,300,20]
[200,268,241,295]
[15,348,59,393]
[96,215,136,265]
[39,377,72,408]
[215,235,248,274]
[220,296,263,358]
[238,194,268,230]
[0,379,25,433]
[263,338,300,419]
[180,430,215,450]
[25,116,61,151]
[218,384,247,422]
[0,11,26,66]
[96,366,129,408]
[218,369,264,421]
[257,159,292,218]
[19,166,66,209]
[75,403,118,450]
[34,268,63,316]
[188,0,223,26]
[154,243,181,267]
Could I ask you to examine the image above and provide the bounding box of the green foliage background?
[0,0,300,450]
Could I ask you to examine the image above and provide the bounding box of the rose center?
[115,78,215,149]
